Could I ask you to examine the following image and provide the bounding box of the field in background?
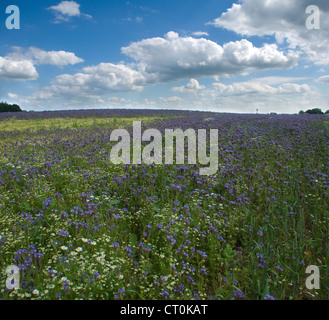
[0,110,328,300]
[0,116,164,132]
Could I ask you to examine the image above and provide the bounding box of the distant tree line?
[299,108,329,115]
[0,101,23,113]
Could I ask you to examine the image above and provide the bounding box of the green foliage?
[299,108,324,115]
[305,108,324,115]
[0,101,23,113]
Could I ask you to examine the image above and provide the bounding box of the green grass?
[0,116,164,132]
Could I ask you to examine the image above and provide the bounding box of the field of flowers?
[0,110,328,300]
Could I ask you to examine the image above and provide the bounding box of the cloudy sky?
[1,0,329,113]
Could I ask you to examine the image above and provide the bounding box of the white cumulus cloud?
[210,0,329,65]
[192,31,209,37]
[48,1,92,22]
[172,79,205,93]
[33,63,146,101]
[212,80,311,96]
[28,47,84,66]
[0,56,38,81]
[0,47,84,81]
[7,46,84,67]
[122,32,298,83]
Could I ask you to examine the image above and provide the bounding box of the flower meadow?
[0,110,328,300]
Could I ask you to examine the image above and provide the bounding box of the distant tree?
[305,108,324,115]
[299,110,305,114]
[0,101,23,113]
[325,110,329,114]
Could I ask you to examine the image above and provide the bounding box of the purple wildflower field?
[0,110,328,300]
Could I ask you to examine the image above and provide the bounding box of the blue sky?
[1,0,329,113]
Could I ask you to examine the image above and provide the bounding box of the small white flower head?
[32,289,39,295]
